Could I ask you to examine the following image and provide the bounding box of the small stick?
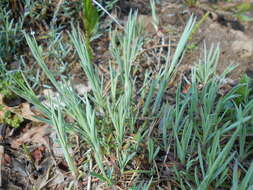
[92,0,124,29]
[87,158,92,190]
[0,145,4,187]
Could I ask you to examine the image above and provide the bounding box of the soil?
[147,0,253,79]
[104,0,253,80]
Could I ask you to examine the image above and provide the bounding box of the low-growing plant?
[82,0,99,57]
[184,1,253,22]
[229,2,253,22]
[82,0,122,58]
[150,0,159,32]
[0,110,24,128]
[0,8,24,62]
[0,66,24,97]
[50,105,79,178]
[0,65,25,128]
[7,8,253,190]
[234,74,252,104]
[9,13,195,187]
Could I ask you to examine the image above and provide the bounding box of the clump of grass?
[0,8,24,62]
[7,9,253,190]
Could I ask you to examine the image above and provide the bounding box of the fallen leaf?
[37,158,54,189]
[73,83,91,95]
[12,158,28,177]
[4,153,12,165]
[57,160,69,172]
[11,124,52,149]
[0,94,41,122]
[50,132,65,157]
[20,103,40,122]
[32,146,45,163]
[138,15,157,33]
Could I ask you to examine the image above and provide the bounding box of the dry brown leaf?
[4,153,12,165]
[0,94,41,122]
[138,15,157,34]
[32,146,45,163]
[11,125,52,149]
[19,102,41,122]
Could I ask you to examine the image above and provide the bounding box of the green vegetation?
[184,0,253,22]
[1,110,24,128]
[228,2,253,22]
[0,7,24,62]
[8,13,253,189]
[1,0,253,189]
[0,68,23,97]
[0,66,24,128]
[82,0,99,57]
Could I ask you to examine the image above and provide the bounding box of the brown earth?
[119,0,253,79]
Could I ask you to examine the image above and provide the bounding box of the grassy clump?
[0,7,24,62]
[7,9,253,190]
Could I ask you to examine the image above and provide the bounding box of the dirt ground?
[124,0,253,79]
[96,0,253,83]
